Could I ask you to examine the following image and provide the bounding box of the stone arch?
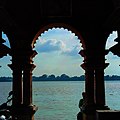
[31,23,85,119]
[32,26,85,77]
[32,23,86,50]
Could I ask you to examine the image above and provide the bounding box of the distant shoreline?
[0,75,120,82]
[0,80,120,82]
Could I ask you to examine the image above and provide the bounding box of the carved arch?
[32,23,86,50]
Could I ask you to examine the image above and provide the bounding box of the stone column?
[11,65,23,106]
[22,50,37,120]
[94,51,109,109]
[80,50,95,112]
[81,64,95,111]
[79,50,96,120]
[95,67,105,109]
[8,50,37,120]
[8,55,23,120]
[23,64,35,106]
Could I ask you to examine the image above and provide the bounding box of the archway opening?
[33,28,84,77]
[32,27,85,119]
[105,31,120,110]
[0,31,12,105]
[0,31,11,76]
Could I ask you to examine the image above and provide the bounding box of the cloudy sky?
[33,28,82,77]
[0,30,120,77]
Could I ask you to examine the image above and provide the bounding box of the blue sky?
[33,28,82,77]
[0,30,120,77]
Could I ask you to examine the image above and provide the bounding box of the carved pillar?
[95,68,105,108]
[23,64,35,106]
[80,50,95,112]
[95,63,108,109]
[95,64,108,109]
[8,49,37,120]
[23,50,37,106]
[8,55,23,120]
[9,57,23,106]
[22,50,37,120]
[94,50,109,109]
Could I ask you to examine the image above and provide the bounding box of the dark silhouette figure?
[77,92,86,120]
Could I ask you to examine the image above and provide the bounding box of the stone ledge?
[96,110,120,120]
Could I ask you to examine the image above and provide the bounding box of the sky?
[0,30,120,77]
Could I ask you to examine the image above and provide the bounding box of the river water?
[0,81,120,120]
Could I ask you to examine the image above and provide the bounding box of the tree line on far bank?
[0,74,120,82]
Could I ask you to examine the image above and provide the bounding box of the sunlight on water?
[33,81,85,120]
[105,81,120,110]
[0,81,120,120]
[0,82,12,104]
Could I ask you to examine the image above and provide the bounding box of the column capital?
[8,63,23,70]
[23,64,36,72]
[80,49,109,57]
[94,63,109,70]
[23,50,37,58]
[81,63,94,71]
[81,62,109,71]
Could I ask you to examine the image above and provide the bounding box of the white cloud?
[35,38,81,58]
[61,45,80,57]
[106,52,120,60]
[35,39,66,53]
